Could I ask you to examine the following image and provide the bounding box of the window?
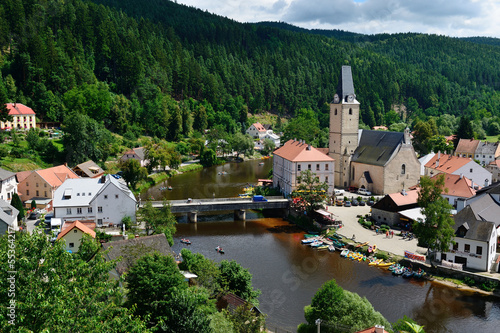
[36,190,39,196]
[26,190,29,196]
[325,164,329,171]
[66,208,72,215]
[77,208,82,214]
[401,164,406,175]
[77,193,80,196]
[44,191,47,197]
[104,195,108,199]
[44,183,47,187]
[325,176,329,183]
[477,246,482,255]
[298,164,301,172]
[464,244,470,253]
[316,164,320,171]
[335,108,338,115]
[470,168,473,173]
[36,183,39,187]
[98,207,103,213]
[97,219,103,226]
[74,229,78,233]
[115,194,119,199]
[88,193,91,196]
[69,243,74,248]
[88,207,92,213]
[308,164,311,170]
[453,243,458,251]
[26,182,29,186]
[352,167,355,180]
[349,108,352,115]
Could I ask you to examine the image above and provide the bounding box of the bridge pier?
[188,211,198,223]
[234,209,246,220]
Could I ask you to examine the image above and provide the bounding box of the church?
[329,66,421,195]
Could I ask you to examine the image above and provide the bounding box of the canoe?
[372,244,377,253]
[328,245,336,252]
[340,249,349,257]
[368,259,383,266]
[304,234,318,238]
[316,245,329,250]
[355,241,369,248]
[377,262,395,268]
[301,238,317,244]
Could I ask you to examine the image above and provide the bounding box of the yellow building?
[1,103,36,130]
[56,220,96,252]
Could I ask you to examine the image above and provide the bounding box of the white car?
[357,188,371,196]
[334,189,345,195]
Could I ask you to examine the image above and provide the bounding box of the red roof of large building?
[431,173,477,198]
[36,165,79,188]
[424,153,471,174]
[388,189,419,206]
[274,140,335,162]
[5,103,36,115]
[56,220,96,240]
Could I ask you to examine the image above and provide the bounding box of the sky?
[176,0,500,38]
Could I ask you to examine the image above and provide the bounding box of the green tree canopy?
[119,158,148,190]
[414,175,455,253]
[138,200,177,245]
[218,260,261,305]
[292,169,329,213]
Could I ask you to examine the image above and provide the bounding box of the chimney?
[307,144,311,151]
[374,325,385,333]
[435,160,439,168]
[438,151,441,160]
[471,180,474,189]
[460,173,463,179]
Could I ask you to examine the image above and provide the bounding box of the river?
[149,159,500,332]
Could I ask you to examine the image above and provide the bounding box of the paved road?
[326,202,427,257]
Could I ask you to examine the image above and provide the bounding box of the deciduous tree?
[293,170,329,213]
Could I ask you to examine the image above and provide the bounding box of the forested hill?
[1,0,500,142]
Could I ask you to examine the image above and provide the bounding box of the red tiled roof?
[424,153,471,174]
[431,174,477,198]
[455,138,480,154]
[388,189,419,206]
[56,220,96,240]
[316,148,330,156]
[489,160,500,168]
[16,170,33,183]
[252,122,266,132]
[36,165,79,188]
[5,103,36,115]
[273,140,334,162]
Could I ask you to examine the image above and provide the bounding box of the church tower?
[329,66,360,188]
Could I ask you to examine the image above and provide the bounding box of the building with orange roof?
[371,189,420,226]
[120,147,148,167]
[355,326,389,333]
[246,122,268,139]
[273,139,334,196]
[433,174,478,207]
[56,220,96,252]
[17,164,79,207]
[486,160,500,183]
[1,103,36,130]
[423,152,491,188]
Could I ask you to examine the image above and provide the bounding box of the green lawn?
[484,135,500,143]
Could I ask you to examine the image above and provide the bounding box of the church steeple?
[329,66,360,188]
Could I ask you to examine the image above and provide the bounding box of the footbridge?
[143,196,289,222]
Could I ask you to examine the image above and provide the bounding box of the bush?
[480,281,498,292]
[375,252,389,260]
[463,277,475,287]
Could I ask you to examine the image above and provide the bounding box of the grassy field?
[484,135,500,142]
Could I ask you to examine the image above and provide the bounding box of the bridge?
[142,196,289,222]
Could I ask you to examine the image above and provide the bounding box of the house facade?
[53,175,136,227]
[329,66,420,194]
[246,122,267,139]
[120,147,148,167]
[432,174,477,208]
[56,220,96,252]
[436,206,497,272]
[475,141,500,166]
[264,132,280,148]
[371,189,420,226]
[0,167,17,202]
[423,153,492,188]
[0,199,19,235]
[1,103,36,130]
[17,165,79,205]
[454,139,479,159]
[486,160,500,184]
[273,139,335,196]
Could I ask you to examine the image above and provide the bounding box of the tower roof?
[338,65,355,101]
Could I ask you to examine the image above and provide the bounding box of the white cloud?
[176,0,500,37]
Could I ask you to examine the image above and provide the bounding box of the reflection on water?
[171,218,500,333]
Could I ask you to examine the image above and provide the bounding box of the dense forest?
[1,0,500,146]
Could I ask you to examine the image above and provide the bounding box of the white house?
[436,206,497,272]
[120,147,148,167]
[423,153,492,188]
[0,167,17,202]
[264,132,280,148]
[246,123,267,139]
[273,139,334,196]
[0,199,19,235]
[53,175,137,227]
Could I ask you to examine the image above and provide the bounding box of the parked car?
[335,200,344,206]
[344,201,352,207]
[28,211,41,220]
[367,200,375,206]
[352,200,359,206]
[334,189,345,196]
[348,186,358,193]
[359,200,366,206]
[357,188,372,196]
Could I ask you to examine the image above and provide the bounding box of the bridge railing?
[149,195,286,206]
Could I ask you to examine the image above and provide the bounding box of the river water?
[147,159,500,333]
